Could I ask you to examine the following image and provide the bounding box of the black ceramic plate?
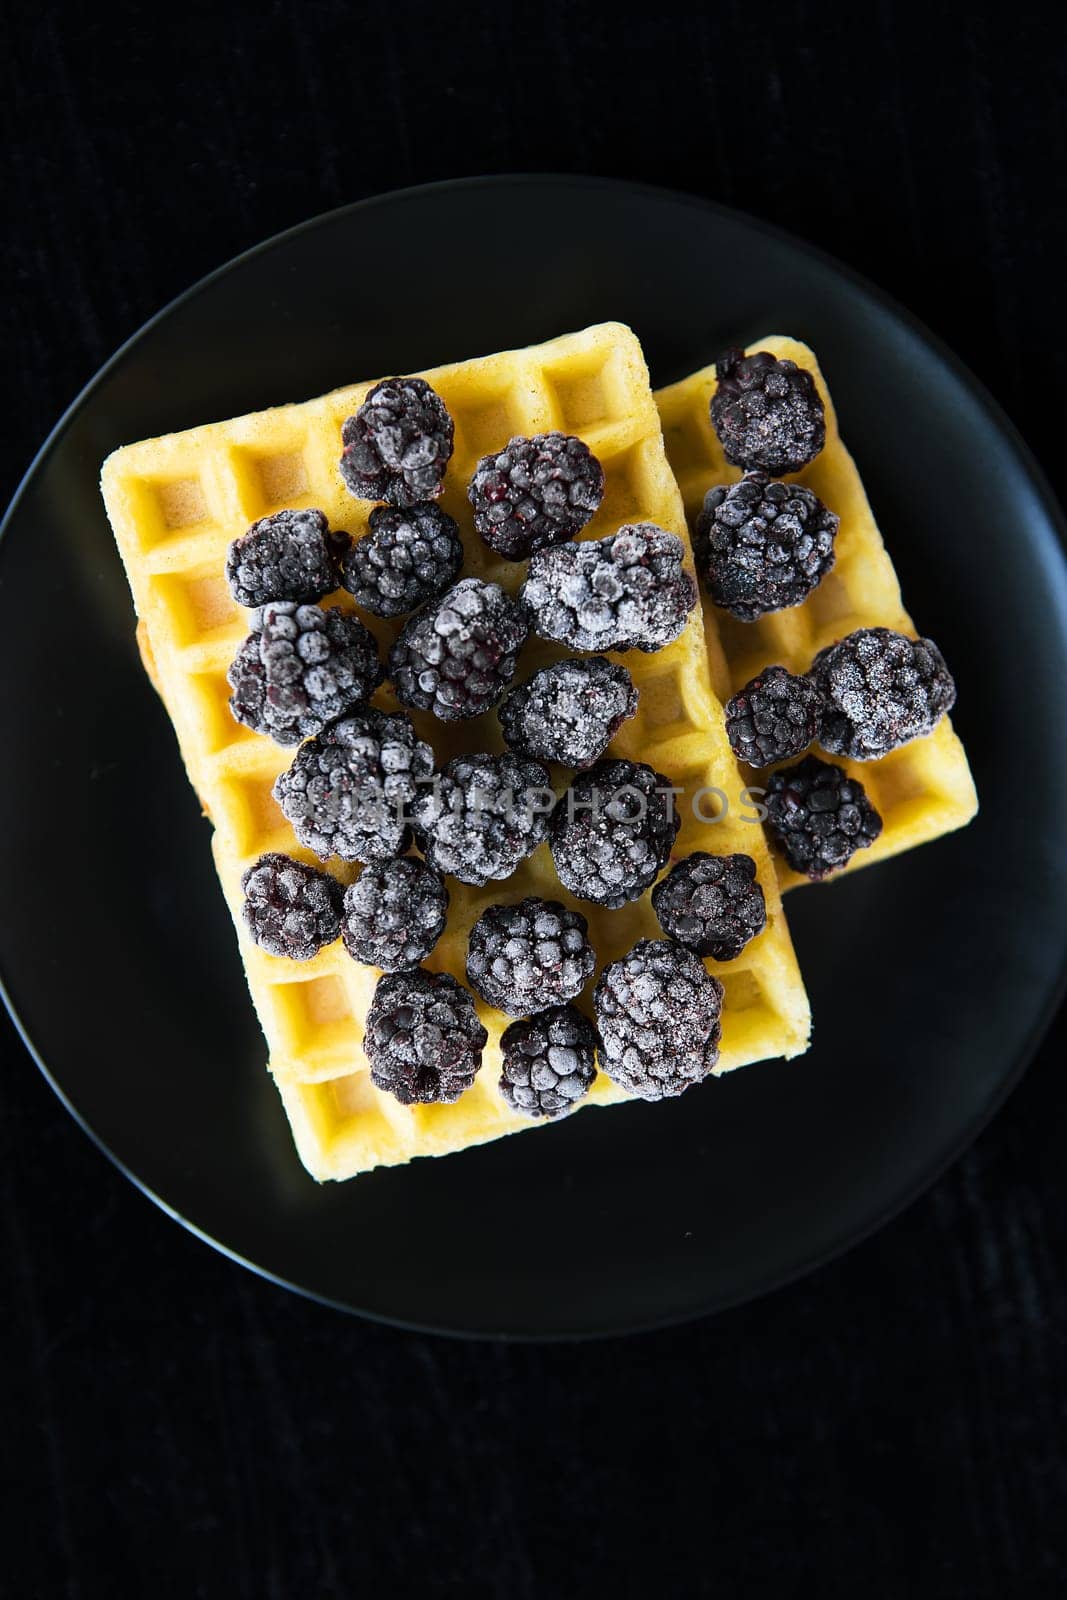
[3,177,1067,1339]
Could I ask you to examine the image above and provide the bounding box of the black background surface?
[3,3,1067,1595]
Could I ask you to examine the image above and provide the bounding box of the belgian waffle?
[655,338,978,890]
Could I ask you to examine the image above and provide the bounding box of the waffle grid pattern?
[655,338,978,890]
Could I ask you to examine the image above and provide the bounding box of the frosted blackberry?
[498,657,638,769]
[341,502,463,618]
[725,664,821,767]
[273,708,435,863]
[594,939,724,1101]
[240,853,342,961]
[810,627,957,760]
[710,347,826,474]
[499,1005,598,1119]
[550,758,680,908]
[339,377,454,506]
[389,578,530,721]
[466,898,596,1017]
[365,968,487,1106]
[341,857,448,972]
[764,755,883,879]
[468,431,605,559]
[228,602,382,746]
[412,752,553,887]
[225,508,348,608]
[694,472,838,620]
[651,853,766,961]
[521,523,696,653]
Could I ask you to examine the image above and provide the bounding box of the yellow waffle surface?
[101,322,810,1181]
[655,338,978,890]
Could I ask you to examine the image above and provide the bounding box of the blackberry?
[694,472,839,620]
[651,853,766,961]
[499,1005,598,1119]
[550,758,680,908]
[339,377,454,506]
[411,752,553,887]
[468,432,605,559]
[593,939,724,1101]
[498,656,638,769]
[341,502,463,618]
[725,664,821,767]
[240,853,342,961]
[521,523,696,653]
[340,857,448,972]
[710,347,826,474]
[227,602,382,746]
[466,898,596,1016]
[763,755,883,879]
[810,627,957,761]
[273,708,435,863]
[226,508,348,608]
[389,578,530,721]
[365,968,487,1106]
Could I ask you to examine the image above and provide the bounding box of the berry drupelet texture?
[411,751,553,887]
[724,664,822,767]
[339,377,454,506]
[810,627,957,761]
[240,853,342,961]
[340,857,448,972]
[710,347,826,475]
[225,508,348,608]
[273,707,435,864]
[498,656,638,769]
[550,757,680,908]
[465,898,596,1016]
[499,1005,598,1119]
[364,968,487,1106]
[389,578,530,721]
[521,523,696,653]
[468,431,605,559]
[651,852,766,961]
[228,602,382,746]
[694,472,839,620]
[764,755,883,879]
[341,502,464,618]
[594,939,724,1100]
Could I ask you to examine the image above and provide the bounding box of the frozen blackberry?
[341,502,463,618]
[710,347,826,474]
[468,431,605,559]
[411,752,553,887]
[274,708,435,863]
[365,968,487,1106]
[651,853,766,961]
[466,898,596,1016]
[594,939,724,1101]
[339,377,454,506]
[521,523,696,653]
[725,664,821,767]
[225,508,348,608]
[499,1005,598,1119]
[227,602,382,746]
[764,755,883,880]
[498,656,638,769]
[694,472,839,620]
[240,853,342,961]
[810,627,957,761]
[550,758,680,909]
[389,578,530,721]
[340,857,448,972]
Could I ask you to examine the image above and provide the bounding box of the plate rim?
[3,172,1067,1340]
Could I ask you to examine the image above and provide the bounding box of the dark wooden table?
[3,4,1066,1593]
